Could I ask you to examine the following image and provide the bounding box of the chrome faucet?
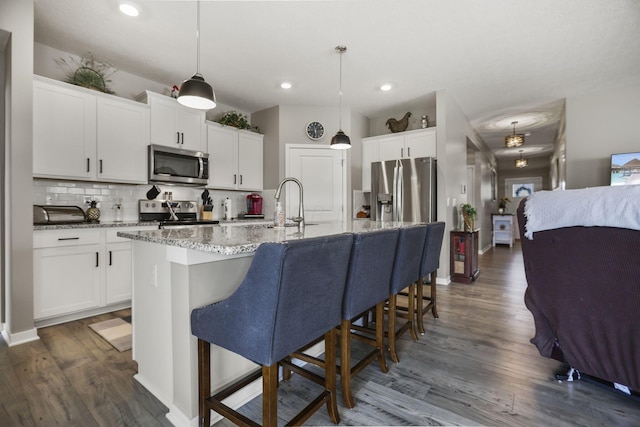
[274,177,305,227]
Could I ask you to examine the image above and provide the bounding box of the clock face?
[306,121,325,140]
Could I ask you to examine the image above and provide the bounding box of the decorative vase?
[86,200,101,223]
[463,214,474,232]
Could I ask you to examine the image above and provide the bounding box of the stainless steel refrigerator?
[370,157,436,222]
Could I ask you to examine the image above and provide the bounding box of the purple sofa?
[518,199,640,392]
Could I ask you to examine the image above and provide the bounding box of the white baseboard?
[2,326,39,347]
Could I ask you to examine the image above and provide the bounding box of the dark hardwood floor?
[2,242,640,426]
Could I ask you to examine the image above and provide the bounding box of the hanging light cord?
[339,48,343,129]
[196,0,201,75]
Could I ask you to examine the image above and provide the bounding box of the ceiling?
[33,0,640,161]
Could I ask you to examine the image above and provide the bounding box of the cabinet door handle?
[401,148,404,158]
[239,175,243,185]
[87,158,90,172]
[109,251,112,266]
[58,237,80,241]
[408,147,411,157]
[234,174,237,184]
[99,159,103,174]
[181,132,184,144]
[96,252,99,267]
[176,132,180,144]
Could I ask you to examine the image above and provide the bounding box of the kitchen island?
[118,220,414,427]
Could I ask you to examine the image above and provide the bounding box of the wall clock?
[305,121,325,140]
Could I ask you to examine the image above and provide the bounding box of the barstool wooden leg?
[376,302,389,373]
[324,329,340,424]
[388,294,400,363]
[408,283,418,341]
[262,364,278,427]
[198,339,211,427]
[340,319,356,409]
[430,271,439,319]
[416,280,426,335]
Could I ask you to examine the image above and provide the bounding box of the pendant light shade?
[330,45,351,150]
[505,121,524,148]
[177,0,216,110]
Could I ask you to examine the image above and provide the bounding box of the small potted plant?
[460,203,477,231]
[498,197,511,214]
[216,110,260,133]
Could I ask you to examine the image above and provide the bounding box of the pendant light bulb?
[331,45,351,150]
[178,0,216,110]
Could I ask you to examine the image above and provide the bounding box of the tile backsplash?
[33,179,276,222]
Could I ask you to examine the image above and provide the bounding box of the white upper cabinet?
[33,77,97,180]
[362,127,437,191]
[96,97,149,183]
[377,128,436,161]
[206,122,263,191]
[33,76,149,184]
[144,91,205,152]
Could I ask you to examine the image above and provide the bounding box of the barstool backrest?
[390,225,428,294]
[420,222,446,279]
[342,229,399,320]
[191,233,354,366]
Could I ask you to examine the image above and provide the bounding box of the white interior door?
[286,145,345,222]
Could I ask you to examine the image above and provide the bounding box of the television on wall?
[610,152,640,186]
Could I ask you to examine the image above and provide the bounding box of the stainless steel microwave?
[148,144,209,186]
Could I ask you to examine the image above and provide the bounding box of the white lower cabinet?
[33,226,156,324]
[34,243,102,320]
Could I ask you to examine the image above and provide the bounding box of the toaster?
[33,205,86,225]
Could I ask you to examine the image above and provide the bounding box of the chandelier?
[515,150,528,168]
[505,121,524,148]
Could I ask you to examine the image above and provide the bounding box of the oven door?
[149,144,209,186]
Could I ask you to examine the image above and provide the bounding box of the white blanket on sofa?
[523,185,640,239]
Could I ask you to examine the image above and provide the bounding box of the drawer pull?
[109,250,112,266]
[96,252,99,267]
[58,237,80,241]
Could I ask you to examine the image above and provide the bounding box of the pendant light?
[330,46,351,150]
[505,121,524,148]
[177,0,216,110]
[515,150,528,168]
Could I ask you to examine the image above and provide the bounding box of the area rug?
[88,317,132,352]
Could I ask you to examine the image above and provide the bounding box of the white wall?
[1,0,36,344]
[565,84,640,189]
[436,90,471,282]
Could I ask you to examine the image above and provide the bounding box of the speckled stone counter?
[117,220,411,256]
[34,221,159,231]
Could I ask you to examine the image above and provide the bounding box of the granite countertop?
[33,221,161,231]
[117,220,415,256]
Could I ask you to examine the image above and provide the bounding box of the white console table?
[492,214,515,247]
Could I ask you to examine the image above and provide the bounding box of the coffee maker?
[246,193,264,217]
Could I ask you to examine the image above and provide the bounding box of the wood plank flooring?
[2,242,640,426]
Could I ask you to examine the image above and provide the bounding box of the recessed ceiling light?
[280,82,292,89]
[380,84,392,91]
[119,3,139,17]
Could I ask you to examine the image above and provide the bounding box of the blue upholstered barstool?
[387,224,428,363]
[339,228,399,408]
[416,222,446,334]
[191,234,353,427]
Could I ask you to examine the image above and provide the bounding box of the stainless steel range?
[138,199,219,228]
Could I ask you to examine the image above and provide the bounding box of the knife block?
[201,205,214,221]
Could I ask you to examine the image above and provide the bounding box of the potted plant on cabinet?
[460,203,477,232]
[498,196,511,214]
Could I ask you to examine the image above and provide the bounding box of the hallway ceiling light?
[330,45,351,150]
[505,121,525,148]
[515,150,528,168]
[177,0,216,110]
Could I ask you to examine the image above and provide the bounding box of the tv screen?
[610,152,640,186]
